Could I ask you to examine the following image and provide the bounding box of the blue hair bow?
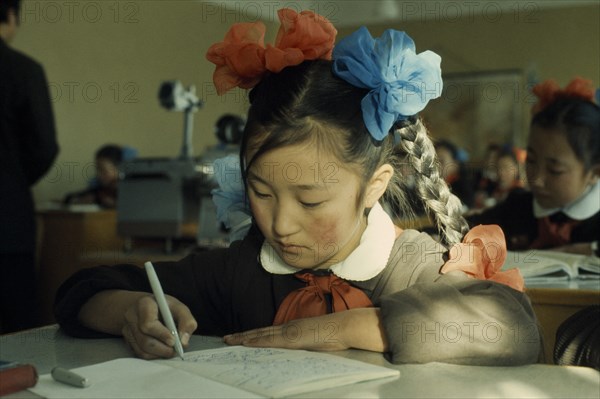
[332,27,443,141]
[211,154,252,242]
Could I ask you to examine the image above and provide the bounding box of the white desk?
[1,325,599,398]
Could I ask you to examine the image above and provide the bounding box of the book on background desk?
[36,201,102,212]
[504,250,600,283]
[30,346,400,398]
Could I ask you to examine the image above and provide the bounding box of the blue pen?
[144,261,185,360]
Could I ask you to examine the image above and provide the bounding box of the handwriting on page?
[169,346,399,397]
[184,347,366,389]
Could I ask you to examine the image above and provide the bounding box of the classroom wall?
[13,0,279,204]
[12,1,599,204]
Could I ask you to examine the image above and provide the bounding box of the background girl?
[63,144,126,209]
[468,78,600,254]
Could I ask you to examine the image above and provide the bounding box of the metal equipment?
[116,81,241,252]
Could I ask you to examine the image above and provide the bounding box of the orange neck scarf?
[530,214,580,249]
[273,272,373,325]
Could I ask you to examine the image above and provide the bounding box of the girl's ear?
[364,164,394,208]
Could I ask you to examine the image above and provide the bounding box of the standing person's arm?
[19,62,59,184]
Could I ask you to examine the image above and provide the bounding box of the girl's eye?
[300,201,323,209]
[548,169,565,176]
[251,187,271,199]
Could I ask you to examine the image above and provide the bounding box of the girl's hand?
[223,308,388,353]
[224,313,349,351]
[122,294,197,359]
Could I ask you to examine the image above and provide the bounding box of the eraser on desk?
[0,360,39,396]
[51,366,90,388]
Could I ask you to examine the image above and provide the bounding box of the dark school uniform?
[467,190,600,250]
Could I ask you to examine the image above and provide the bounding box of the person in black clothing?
[467,78,600,255]
[0,0,59,332]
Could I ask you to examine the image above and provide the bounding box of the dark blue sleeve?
[54,226,278,338]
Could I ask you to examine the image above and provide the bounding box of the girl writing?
[55,10,540,365]
[468,78,600,254]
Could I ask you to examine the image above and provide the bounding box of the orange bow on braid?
[206,9,337,95]
[440,225,525,292]
[531,77,596,115]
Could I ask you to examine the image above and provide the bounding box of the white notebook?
[504,250,600,283]
[162,346,400,397]
[31,346,399,398]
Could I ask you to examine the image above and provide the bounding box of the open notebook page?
[30,358,260,399]
[160,346,400,398]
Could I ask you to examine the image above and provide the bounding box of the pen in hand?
[144,261,185,360]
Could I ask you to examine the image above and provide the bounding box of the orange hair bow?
[441,225,525,292]
[531,77,595,115]
[206,9,337,95]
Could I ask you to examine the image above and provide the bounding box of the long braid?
[395,118,469,246]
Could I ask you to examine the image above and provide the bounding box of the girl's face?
[246,143,368,270]
[436,147,458,180]
[525,126,596,209]
[497,155,519,189]
[96,157,119,188]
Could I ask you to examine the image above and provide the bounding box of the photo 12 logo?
[394,1,540,23]
[200,1,340,24]
[48,81,140,104]
[20,1,140,24]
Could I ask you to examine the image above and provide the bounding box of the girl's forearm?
[342,307,389,352]
[78,289,150,335]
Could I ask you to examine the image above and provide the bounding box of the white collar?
[533,181,600,220]
[259,202,396,281]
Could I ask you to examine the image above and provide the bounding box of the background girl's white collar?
[534,181,600,220]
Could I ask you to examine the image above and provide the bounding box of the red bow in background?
[531,77,596,115]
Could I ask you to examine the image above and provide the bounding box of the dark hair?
[531,98,600,172]
[0,0,20,23]
[95,144,123,165]
[240,60,468,246]
[486,143,501,153]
